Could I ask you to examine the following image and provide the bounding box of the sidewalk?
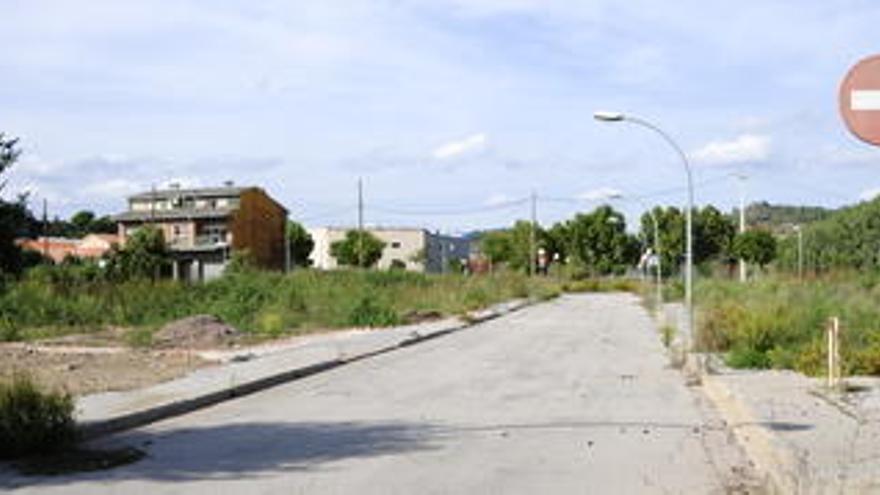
[701,364,880,494]
[76,299,529,439]
[659,301,880,493]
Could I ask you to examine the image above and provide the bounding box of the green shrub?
[660,324,676,348]
[726,345,773,369]
[348,295,399,327]
[0,266,571,340]
[560,278,641,294]
[463,287,490,310]
[0,375,76,459]
[0,316,21,342]
[698,276,880,375]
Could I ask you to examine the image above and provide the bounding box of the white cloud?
[432,133,488,160]
[816,146,877,168]
[161,177,202,189]
[691,134,771,166]
[83,178,142,199]
[484,193,511,206]
[859,187,880,202]
[579,187,622,201]
[17,154,64,176]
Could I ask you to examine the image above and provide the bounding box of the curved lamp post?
[593,111,694,347]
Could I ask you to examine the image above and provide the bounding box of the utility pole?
[529,190,537,277]
[284,216,291,274]
[357,178,364,268]
[734,172,747,282]
[794,224,804,281]
[441,235,447,275]
[150,183,156,225]
[150,184,160,281]
[42,198,48,260]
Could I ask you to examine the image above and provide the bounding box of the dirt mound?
[154,315,242,349]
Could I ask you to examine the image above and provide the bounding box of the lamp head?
[593,111,625,122]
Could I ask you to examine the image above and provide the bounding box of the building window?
[391,241,401,249]
[203,224,228,245]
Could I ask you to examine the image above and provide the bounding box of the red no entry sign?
[840,54,880,146]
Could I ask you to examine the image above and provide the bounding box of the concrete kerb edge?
[700,373,799,494]
[649,305,793,493]
[77,359,343,440]
[807,387,863,422]
[76,297,537,440]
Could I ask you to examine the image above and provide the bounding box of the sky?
[2,0,880,233]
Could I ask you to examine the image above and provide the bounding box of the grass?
[560,278,642,294]
[0,374,145,470]
[660,324,676,349]
[0,268,567,343]
[0,374,76,459]
[696,273,880,376]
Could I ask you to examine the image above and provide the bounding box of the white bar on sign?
[852,90,880,111]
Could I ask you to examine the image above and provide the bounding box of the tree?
[286,220,314,267]
[646,207,685,277]
[479,230,512,266]
[694,205,736,264]
[544,221,571,263]
[476,222,546,273]
[330,230,385,268]
[88,215,117,234]
[70,210,96,236]
[643,206,736,276]
[567,205,637,275]
[0,134,34,276]
[732,230,777,270]
[46,210,116,238]
[105,226,169,280]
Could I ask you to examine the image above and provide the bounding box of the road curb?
[78,359,343,439]
[77,298,535,440]
[700,373,799,494]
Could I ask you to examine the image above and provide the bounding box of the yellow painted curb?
[701,374,800,494]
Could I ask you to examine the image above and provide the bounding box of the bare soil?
[153,314,243,349]
[0,346,213,397]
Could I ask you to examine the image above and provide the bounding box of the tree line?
[7,130,879,279]
[775,196,880,274]
[479,204,778,276]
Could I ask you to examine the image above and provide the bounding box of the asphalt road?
[6,293,754,494]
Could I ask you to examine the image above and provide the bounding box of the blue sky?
[3,0,880,232]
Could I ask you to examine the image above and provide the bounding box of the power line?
[370,197,530,216]
[296,205,356,223]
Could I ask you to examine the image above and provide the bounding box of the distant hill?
[775,197,880,272]
[739,201,833,231]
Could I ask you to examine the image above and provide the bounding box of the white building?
[307,227,471,273]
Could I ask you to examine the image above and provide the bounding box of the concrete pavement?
[703,366,880,494]
[3,293,758,494]
[75,299,529,438]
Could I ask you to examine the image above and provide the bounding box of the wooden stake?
[827,317,841,389]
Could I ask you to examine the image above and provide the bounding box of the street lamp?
[603,192,663,313]
[594,111,695,349]
[731,172,748,282]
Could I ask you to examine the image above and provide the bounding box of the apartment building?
[114,184,287,281]
[308,226,471,273]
